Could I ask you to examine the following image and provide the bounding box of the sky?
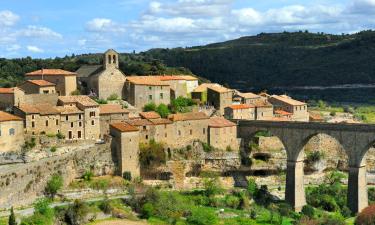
[1,0,375,58]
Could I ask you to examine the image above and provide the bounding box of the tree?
[45,174,63,199]
[143,102,156,112]
[8,207,16,225]
[156,104,170,118]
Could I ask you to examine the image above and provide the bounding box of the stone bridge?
[236,120,375,213]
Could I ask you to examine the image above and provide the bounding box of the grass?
[68,175,128,190]
[0,217,7,225]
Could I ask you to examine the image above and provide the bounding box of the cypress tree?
[8,206,16,225]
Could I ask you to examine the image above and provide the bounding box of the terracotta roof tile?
[58,95,98,107]
[275,110,293,116]
[0,88,14,94]
[110,122,139,132]
[148,118,173,125]
[55,106,83,115]
[126,118,153,126]
[157,75,198,81]
[0,111,23,122]
[168,112,209,121]
[228,104,254,110]
[17,103,60,115]
[26,69,77,76]
[253,101,273,108]
[207,85,232,93]
[99,104,129,115]
[26,80,56,87]
[126,76,169,86]
[192,83,221,92]
[271,95,306,106]
[209,117,236,128]
[237,92,260,99]
[139,111,161,119]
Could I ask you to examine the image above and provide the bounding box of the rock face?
[0,142,115,209]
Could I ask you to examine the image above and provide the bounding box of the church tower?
[104,49,119,69]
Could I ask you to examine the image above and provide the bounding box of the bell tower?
[104,49,119,69]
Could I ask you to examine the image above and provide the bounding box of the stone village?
[1,49,373,214]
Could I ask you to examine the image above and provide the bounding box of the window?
[160,93,163,99]
[66,115,69,121]
[165,133,167,138]
[90,111,96,117]
[143,126,147,130]
[71,122,74,128]
[178,130,181,136]
[45,120,48,127]
[149,86,152,90]
[146,135,148,140]
[78,131,81,139]
[113,55,116,64]
[79,114,82,120]
[203,128,205,134]
[108,55,111,64]
[43,90,49,94]
[149,95,152,100]
[91,120,95,126]
[31,115,35,119]
[79,122,82,127]
[0,129,1,136]
[190,129,192,135]
[56,119,59,125]
[9,128,15,136]
[32,121,35,128]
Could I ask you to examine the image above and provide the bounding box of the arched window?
[113,55,116,64]
[9,128,15,136]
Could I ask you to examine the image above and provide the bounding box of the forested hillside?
[144,31,375,90]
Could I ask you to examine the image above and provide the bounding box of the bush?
[171,96,196,113]
[301,205,315,218]
[225,195,240,209]
[330,111,336,116]
[107,93,119,101]
[306,151,324,164]
[21,199,54,225]
[99,198,112,214]
[355,204,375,225]
[226,145,233,152]
[70,90,81,95]
[320,194,339,212]
[202,142,213,153]
[64,200,89,225]
[247,178,258,198]
[83,170,94,181]
[203,177,223,197]
[95,98,108,104]
[121,171,132,181]
[50,146,57,152]
[141,203,154,219]
[156,103,170,118]
[143,102,157,112]
[56,132,65,139]
[45,174,63,199]
[187,207,218,225]
[139,140,166,167]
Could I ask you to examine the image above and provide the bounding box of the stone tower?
[104,49,119,69]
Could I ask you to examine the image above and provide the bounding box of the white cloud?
[6,44,21,51]
[17,25,62,39]
[86,18,125,33]
[27,45,44,53]
[0,10,19,27]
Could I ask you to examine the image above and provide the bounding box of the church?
[76,49,126,100]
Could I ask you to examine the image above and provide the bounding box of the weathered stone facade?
[0,87,25,110]
[268,95,309,122]
[0,111,24,153]
[207,86,233,116]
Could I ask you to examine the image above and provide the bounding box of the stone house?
[18,80,56,94]
[207,85,233,116]
[76,49,126,100]
[0,87,24,110]
[99,104,129,137]
[126,118,154,143]
[0,111,24,153]
[191,83,222,104]
[208,117,238,151]
[55,105,85,140]
[268,95,309,121]
[274,110,293,120]
[254,101,274,120]
[234,92,262,105]
[110,122,140,178]
[225,104,256,120]
[25,69,77,96]
[124,76,170,109]
[156,75,198,98]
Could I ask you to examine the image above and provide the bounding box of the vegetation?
[45,174,63,199]
[95,98,108,104]
[8,207,16,225]
[170,96,196,113]
[139,140,166,168]
[83,170,94,181]
[21,199,54,225]
[156,104,170,118]
[107,93,119,101]
[355,204,375,225]
[143,102,157,112]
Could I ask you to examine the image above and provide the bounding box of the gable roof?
[168,112,209,121]
[126,76,169,86]
[75,65,103,78]
[139,111,161,119]
[157,75,198,81]
[193,83,222,93]
[0,111,23,122]
[110,122,139,133]
[58,95,98,107]
[207,85,232,93]
[227,104,254,110]
[275,110,293,116]
[271,95,306,106]
[99,104,129,115]
[209,117,236,128]
[126,118,153,126]
[17,103,60,115]
[25,80,56,87]
[0,88,15,94]
[148,118,173,125]
[55,106,83,115]
[237,92,260,99]
[26,69,77,76]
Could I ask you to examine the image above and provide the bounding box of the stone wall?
[23,93,58,105]
[0,142,115,209]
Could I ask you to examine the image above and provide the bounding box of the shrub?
[330,111,336,116]
[46,133,56,138]
[320,194,339,212]
[226,145,233,152]
[187,207,218,225]
[8,207,16,225]
[301,205,315,218]
[202,142,213,153]
[45,174,63,199]
[143,102,156,112]
[99,198,112,214]
[107,93,119,101]
[56,132,65,139]
[83,170,94,181]
[123,171,132,181]
[306,151,324,164]
[141,203,154,219]
[50,146,57,152]
[171,96,196,113]
[70,90,81,95]
[139,140,166,167]
[95,98,108,104]
[64,200,89,225]
[203,177,223,197]
[247,178,258,198]
[224,195,240,209]
[355,204,375,225]
[156,103,170,118]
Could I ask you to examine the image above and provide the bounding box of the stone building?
[124,76,170,109]
[254,101,274,120]
[268,95,309,121]
[0,111,24,153]
[25,69,77,96]
[208,117,238,151]
[18,80,56,94]
[225,104,256,120]
[0,87,24,110]
[110,122,140,178]
[233,92,262,105]
[207,85,233,116]
[76,49,126,100]
[156,75,198,98]
[99,104,129,137]
[191,83,222,104]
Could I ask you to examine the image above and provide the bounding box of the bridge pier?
[348,165,368,213]
[285,160,306,212]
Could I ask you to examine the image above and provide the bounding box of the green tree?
[156,104,170,118]
[8,207,16,225]
[45,174,63,199]
[143,102,156,112]
[187,207,218,225]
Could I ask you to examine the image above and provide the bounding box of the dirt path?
[91,219,148,225]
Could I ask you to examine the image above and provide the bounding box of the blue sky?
[1,0,375,58]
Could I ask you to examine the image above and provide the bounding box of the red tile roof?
[0,111,23,122]
[148,118,173,125]
[275,110,293,116]
[228,104,254,110]
[271,95,306,106]
[126,118,153,126]
[26,80,55,87]
[26,69,77,76]
[58,96,98,107]
[168,112,209,121]
[17,103,60,115]
[209,117,236,128]
[139,111,161,119]
[110,122,139,132]
[99,104,129,115]
[157,75,198,81]
[0,88,14,94]
[126,76,169,86]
